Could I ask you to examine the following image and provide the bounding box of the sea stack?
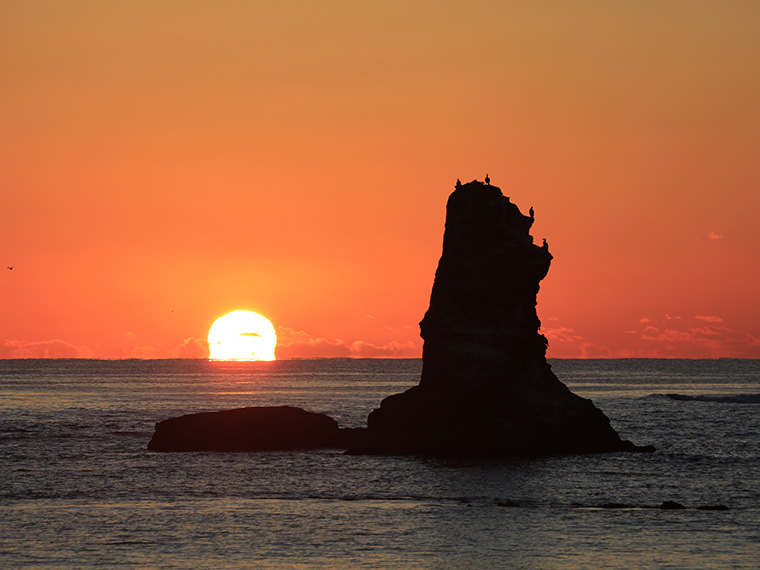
[352,179,651,457]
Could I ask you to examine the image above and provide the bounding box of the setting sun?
[208,310,277,361]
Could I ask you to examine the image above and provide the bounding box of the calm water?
[1,358,759,569]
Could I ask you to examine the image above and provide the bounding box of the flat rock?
[148,405,363,452]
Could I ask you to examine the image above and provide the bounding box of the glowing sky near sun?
[1,1,759,359]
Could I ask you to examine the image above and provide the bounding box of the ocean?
[1,358,759,569]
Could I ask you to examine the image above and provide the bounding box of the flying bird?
[6,266,13,270]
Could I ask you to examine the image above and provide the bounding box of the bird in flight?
[6,266,13,270]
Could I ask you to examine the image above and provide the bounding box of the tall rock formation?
[352,180,651,457]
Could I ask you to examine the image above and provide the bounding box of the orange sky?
[2,1,759,359]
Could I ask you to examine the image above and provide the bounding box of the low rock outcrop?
[148,405,363,452]
[349,179,652,457]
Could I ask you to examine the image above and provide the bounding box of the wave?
[660,393,760,404]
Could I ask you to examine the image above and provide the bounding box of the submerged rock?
[350,179,653,457]
[659,501,687,510]
[148,405,363,452]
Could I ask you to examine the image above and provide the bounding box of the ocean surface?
[1,358,759,569]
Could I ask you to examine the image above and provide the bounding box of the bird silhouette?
[6,266,13,270]
[485,174,490,185]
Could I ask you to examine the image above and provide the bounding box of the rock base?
[349,365,654,457]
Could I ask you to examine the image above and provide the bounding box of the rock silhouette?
[148,178,652,457]
[148,406,363,451]
[349,179,652,457]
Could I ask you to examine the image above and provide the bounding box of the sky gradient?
[2,1,759,359]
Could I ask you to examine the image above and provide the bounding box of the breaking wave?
[661,393,760,404]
